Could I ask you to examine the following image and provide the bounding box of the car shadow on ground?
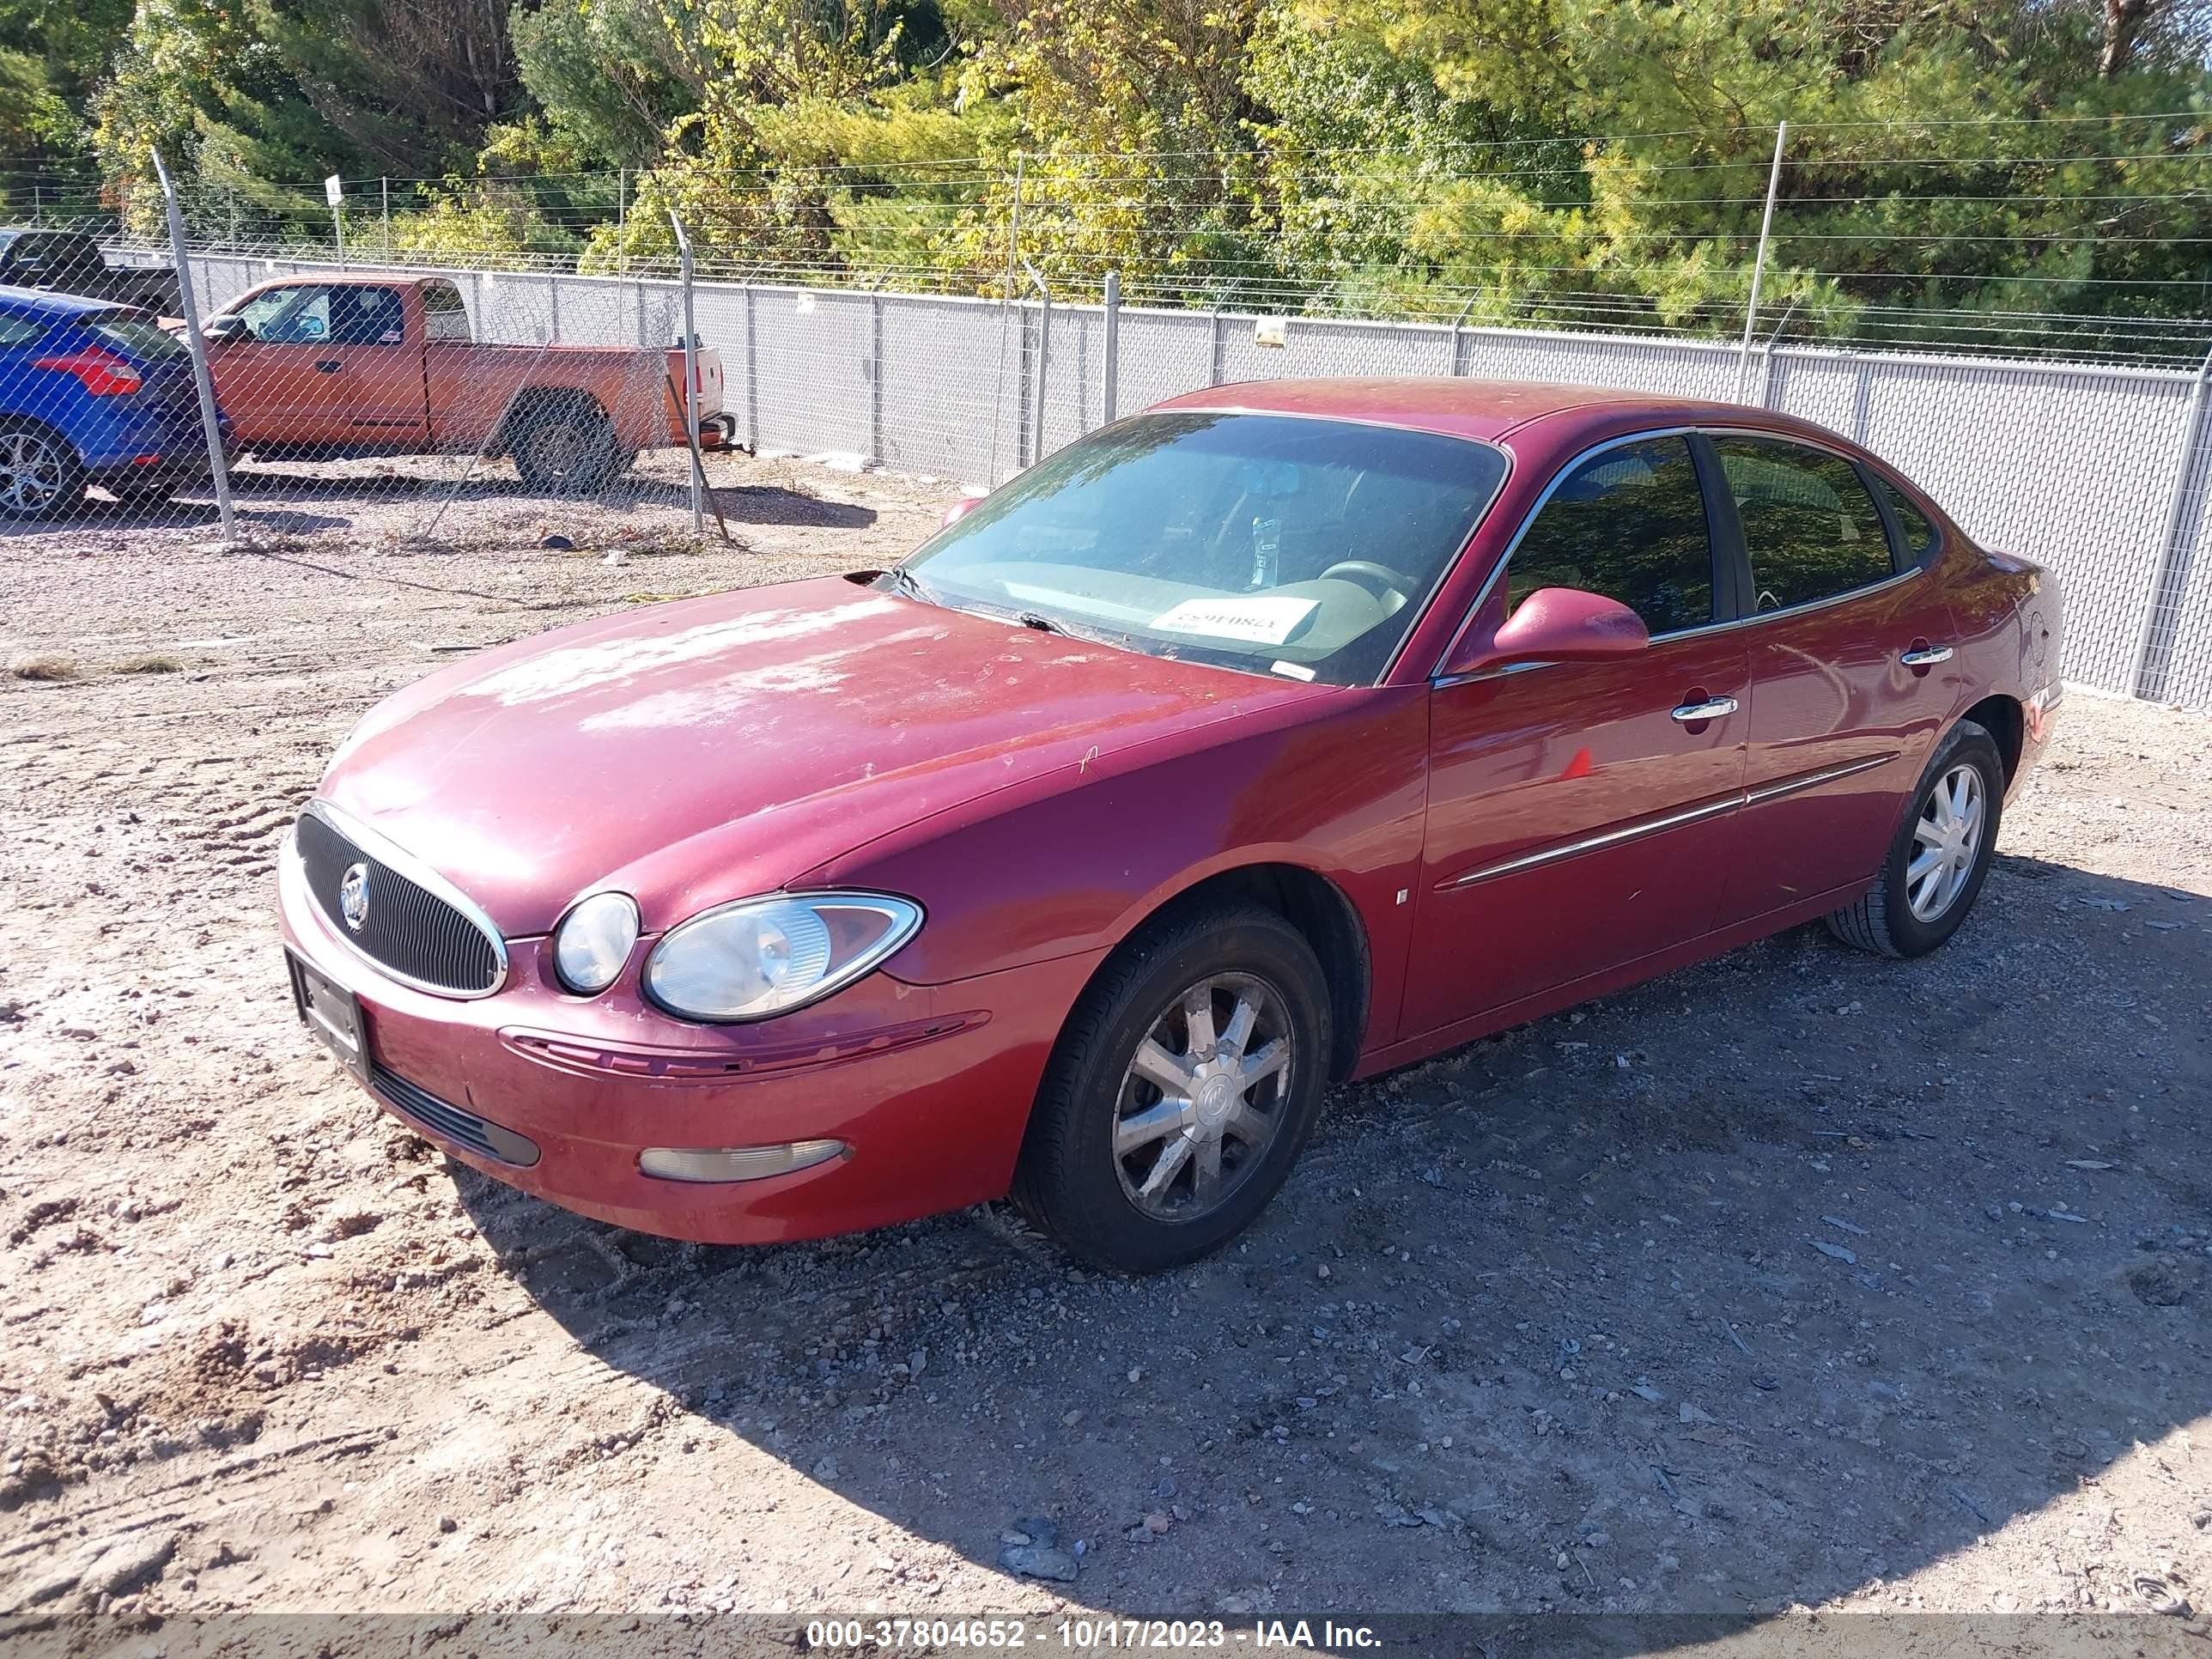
[456,852,2209,1620]
[0,495,355,537]
[200,467,882,531]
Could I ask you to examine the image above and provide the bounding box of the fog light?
[637,1139,846,1183]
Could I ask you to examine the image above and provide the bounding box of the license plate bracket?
[286,949,369,1086]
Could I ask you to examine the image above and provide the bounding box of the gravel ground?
[0,454,2209,1641]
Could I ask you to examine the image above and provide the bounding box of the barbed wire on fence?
[11,121,2212,712]
[9,114,2212,367]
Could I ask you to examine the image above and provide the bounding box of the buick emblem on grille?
[338,862,371,931]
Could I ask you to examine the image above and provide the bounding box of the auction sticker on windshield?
[1151,596,1317,645]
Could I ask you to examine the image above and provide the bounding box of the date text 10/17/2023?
[801,1618,1386,1650]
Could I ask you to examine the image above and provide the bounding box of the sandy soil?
[0,453,2208,1643]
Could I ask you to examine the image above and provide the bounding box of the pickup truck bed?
[199,274,729,489]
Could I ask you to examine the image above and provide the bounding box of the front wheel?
[1013,903,1331,1273]
[1827,718,2005,958]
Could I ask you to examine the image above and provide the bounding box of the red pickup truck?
[198,275,730,490]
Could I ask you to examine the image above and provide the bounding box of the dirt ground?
[1,451,2209,1644]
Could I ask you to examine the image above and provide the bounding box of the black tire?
[1827,718,2006,958]
[1012,902,1332,1273]
[0,421,88,521]
[509,397,619,494]
[106,479,176,507]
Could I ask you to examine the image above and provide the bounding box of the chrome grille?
[296,806,503,995]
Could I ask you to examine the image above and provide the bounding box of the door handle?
[314,360,343,374]
[1899,644,1953,667]
[1670,696,1739,724]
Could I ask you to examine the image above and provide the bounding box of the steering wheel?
[1317,559,1418,601]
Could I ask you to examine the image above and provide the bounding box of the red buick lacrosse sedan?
[279,379,2063,1271]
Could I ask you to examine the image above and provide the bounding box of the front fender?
[809,687,1431,1006]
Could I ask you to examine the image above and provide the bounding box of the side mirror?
[1443,587,1650,678]
[202,316,246,343]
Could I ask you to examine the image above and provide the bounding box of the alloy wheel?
[1112,972,1293,1221]
[1907,762,1985,921]
[2,430,68,514]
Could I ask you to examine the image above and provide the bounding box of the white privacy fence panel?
[181,253,2212,707]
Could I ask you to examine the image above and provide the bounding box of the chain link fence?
[6,227,2212,708]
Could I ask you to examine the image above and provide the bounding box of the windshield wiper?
[886,565,939,606]
[1016,611,1066,635]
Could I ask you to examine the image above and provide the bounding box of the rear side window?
[327,286,404,345]
[0,313,48,346]
[1872,474,1938,566]
[1507,435,1715,635]
[422,283,470,342]
[1714,438,1895,612]
[82,313,188,360]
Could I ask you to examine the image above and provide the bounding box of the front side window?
[1716,437,1895,612]
[896,412,1510,685]
[1506,435,1715,636]
[234,285,332,343]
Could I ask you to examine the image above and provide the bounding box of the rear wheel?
[0,422,86,521]
[1012,903,1331,1273]
[1827,719,2005,958]
[509,397,619,494]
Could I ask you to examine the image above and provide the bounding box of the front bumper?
[277,838,1100,1244]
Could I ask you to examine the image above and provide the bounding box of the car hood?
[318,576,1329,935]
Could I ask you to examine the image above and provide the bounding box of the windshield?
[893,412,1510,685]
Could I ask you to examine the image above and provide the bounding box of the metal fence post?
[151,148,235,541]
[669,212,704,538]
[1734,121,1788,404]
[744,285,759,453]
[2130,346,2212,700]
[1022,259,1051,465]
[380,177,391,261]
[1449,293,1478,376]
[1102,271,1121,424]
[869,276,886,465]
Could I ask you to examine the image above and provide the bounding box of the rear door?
[320,285,425,443]
[1402,433,1750,1039]
[1708,434,1960,926]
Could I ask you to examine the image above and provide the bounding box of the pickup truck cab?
[0,230,182,316]
[200,275,729,490]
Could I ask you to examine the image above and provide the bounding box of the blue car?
[0,283,228,520]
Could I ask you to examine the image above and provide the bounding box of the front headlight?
[553,890,640,995]
[643,892,923,1023]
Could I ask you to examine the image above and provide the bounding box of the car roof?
[250,274,434,289]
[1147,376,1808,447]
[0,283,119,317]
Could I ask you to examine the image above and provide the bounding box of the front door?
[1706,436,1960,924]
[206,284,354,447]
[1402,433,1750,1041]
